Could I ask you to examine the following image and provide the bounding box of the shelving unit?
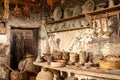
[47,4,120,24]
[35,4,120,79]
[48,26,90,33]
[46,14,85,24]
[33,62,120,80]
[46,4,120,33]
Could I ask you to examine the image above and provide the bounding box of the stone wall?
[44,16,120,79]
[0,15,41,79]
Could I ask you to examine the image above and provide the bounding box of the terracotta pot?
[69,53,79,65]
[19,53,39,73]
[52,51,62,60]
[36,68,54,80]
[62,51,69,61]
[79,51,87,64]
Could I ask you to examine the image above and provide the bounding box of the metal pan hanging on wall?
[82,0,95,13]
[53,7,62,21]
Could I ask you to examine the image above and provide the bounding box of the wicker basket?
[99,60,120,69]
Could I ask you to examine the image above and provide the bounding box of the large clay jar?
[36,67,54,80]
[22,53,39,73]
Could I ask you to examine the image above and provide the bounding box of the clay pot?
[19,53,39,73]
[84,61,93,67]
[69,53,79,65]
[52,51,62,60]
[62,50,69,61]
[65,73,78,80]
[36,67,54,80]
[92,54,103,66]
[10,71,27,80]
[79,51,87,64]
[51,60,66,68]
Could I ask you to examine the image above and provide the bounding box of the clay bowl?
[50,60,66,68]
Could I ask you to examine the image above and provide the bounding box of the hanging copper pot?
[12,4,22,18]
[23,5,30,18]
[47,0,60,9]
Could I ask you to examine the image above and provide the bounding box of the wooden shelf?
[33,62,120,79]
[46,14,85,24]
[10,0,40,7]
[46,4,120,24]
[48,26,90,33]
[86,4,120,15]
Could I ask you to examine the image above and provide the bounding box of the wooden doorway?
[10,28,39,70]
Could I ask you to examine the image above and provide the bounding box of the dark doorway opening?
[10,28,39,70]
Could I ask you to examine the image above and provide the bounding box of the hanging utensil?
[98,14,104,37]
[23,5,30,18]
[117,12,120,38]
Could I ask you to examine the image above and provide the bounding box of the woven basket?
[99,60,120,69]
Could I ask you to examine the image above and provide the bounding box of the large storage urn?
[36,67,54,80]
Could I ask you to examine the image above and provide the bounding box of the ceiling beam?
[10,0,41,7]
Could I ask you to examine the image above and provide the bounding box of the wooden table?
[33,62,120,79]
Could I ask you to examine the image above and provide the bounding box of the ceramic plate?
[73,5,82,16]
[82,0,94,13]
[74,20,81,28]
[53,7,62,21]
[65,21,70,29]
[69,21,75,28]
[81,17,89,27]
[64,8,72,19]
[59,23,65,30]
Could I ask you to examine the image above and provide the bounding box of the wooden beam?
[10,0,41,7]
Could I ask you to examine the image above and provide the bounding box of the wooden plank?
[87,4,120,15]
[47,26,90,33]
[46,14,85,24]
[10,0,40,7]
[33,62,120,79]
[47,4,120,24]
